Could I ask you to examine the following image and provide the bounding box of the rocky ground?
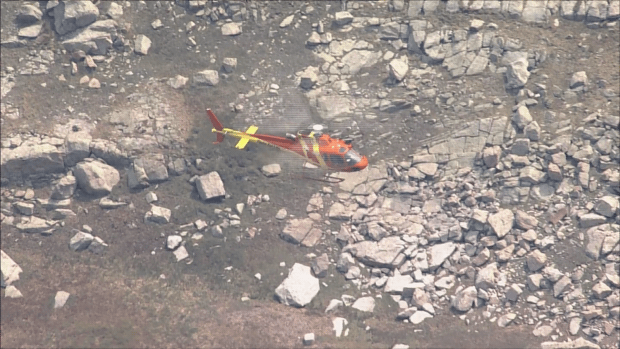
[1,1,619,348]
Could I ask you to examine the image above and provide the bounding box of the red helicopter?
[207,109,368,182]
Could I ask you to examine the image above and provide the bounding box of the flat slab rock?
[275,263,320,307]
[195,171,225,200]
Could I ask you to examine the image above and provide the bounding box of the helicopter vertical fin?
[235,125,258,149]
[207,109,225,144]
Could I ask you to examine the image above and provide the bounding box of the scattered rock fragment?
[134,34,152,55]
[193,69,220,86]
[261,164,281,177]
[5,285,23,298]
[195,172,225,200]
[1,250,22,286]
[69,231,94,251]
[74,160,120,196]
[221,23,242,36]
[352,296,375,312]
[145,205,171,224]
[222,57,237,73]
[570,71,588,89]
[54,291,70,308]
[275,263,320,307]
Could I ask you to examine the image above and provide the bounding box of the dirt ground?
[1,1,619,348]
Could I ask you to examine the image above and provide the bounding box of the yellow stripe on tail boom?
[235,125,259,149]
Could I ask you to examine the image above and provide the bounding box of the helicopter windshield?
[344,150,362,165]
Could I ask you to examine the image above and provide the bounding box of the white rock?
[151,19,164,30]
[334,11,354,26]
[325,299,343,313]
[570,71,588,88]
[452,285,478,312]
[275,208,287,220]
[261,163,281,177]
[351,296,375,312]
[167,75,188,89]
[488,209,514,238]
[5,285,23,298]
[106,2,123,19]
[221,22,242,36]
[74,161,120,196]
[167,235,182,250]
[332,317,348,337]
[222,57,237,73]
[193,69,220,86]
[54,291,70,308]
[388,58,408,82]
[195,171,225,200]
[173,245,189,261]
[280,14,295,28]
[274,263,320,307]
[409,310,433,325]
[145,205,171,224]
[1,250,23,286]
[69,231,94,251]
[428,242,456,269]
[303,333,315,346]
[594,196,619,218]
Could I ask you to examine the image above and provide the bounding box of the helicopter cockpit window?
[329,154,345,166]
[339,147,346,153]
[344,150,362,165]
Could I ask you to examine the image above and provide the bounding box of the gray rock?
[15,202,34,216]
[524,121,541,141]
[591,282,612,299]
[222,57,237,73]
[584,225,613,259]
[569,317,582,335]
[194,69,219,86]
[279,14,295,28]
[221,22,242,36]
[15,216,53,234]
[452,285,478,312]
[336,252,355,273]
[388,59,408,82]
[16,4,43,25]
[64,131,92,167]
[384,271,414,294]
[167,158,187,175]
[195,171,225,200]
[60,22,114,55]
[1,143,65,179]
[520,166,545,184]
[505,284,523,302]
[90,139,129,167]
[69,231,94,251]
[570,71,587,89]
[540,337,600,349]
[311,253,329,278]
[579,213,607,228]
[54,0,99,35]
[415,163,438,177]
[87,236,108,254]
[54,291,70,308]
[497,313,516,328]
[18,23,43,38]
[466,55,489,76]
[594,196,619,218]
[511,138,530,156]
[475,262,500,290]
[515,210,538,230]
[428,242,456,269]
[134,34,152,55]
[306,32,321,46]
[145,205,171,224]
[281,218,313,244]
[333,11,353,26]
[275,263,320,307]
[74,161,120,196]
[352,296,375,312]
[482,146,501,168]
[553,275,571,298]
[340,50,382,76]
[527,250,547,271]
[167,75,188,89]
[488,209,514,238]
[300,70,318,89]
[513,106,533,130]
[343,236,405,268]
[505,57,530,90]
[106,2,123,19]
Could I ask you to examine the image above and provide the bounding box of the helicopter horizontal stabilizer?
[235,125,259,149]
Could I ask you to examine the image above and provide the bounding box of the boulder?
[69,231,94,251]
[195,171,225,200]
[594,196,619,217]
[281,218,313,244]
[527,250,547,271]
[193,69,219,86]
[488,209,514,238]
[351,296,375,312]
[54,0,99,35]
[1,250,23,286]
[505,57,530,90]
[134,34,152,55]
[515,210,538,230]
[51,176,77,200]
[145,205,171,224]
[1,143,65,179]
[221,23,242,36]
[343,236,405,268]
[428,242,456,269]
[16,4,43,25]
[64,131,92,167]
[333,11,354,26]
[275,263,320,307]
[222,57,237,73]
[388,59,408,82]
[74,160,120,196]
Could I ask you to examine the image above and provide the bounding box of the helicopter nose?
[352,156,369,171]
